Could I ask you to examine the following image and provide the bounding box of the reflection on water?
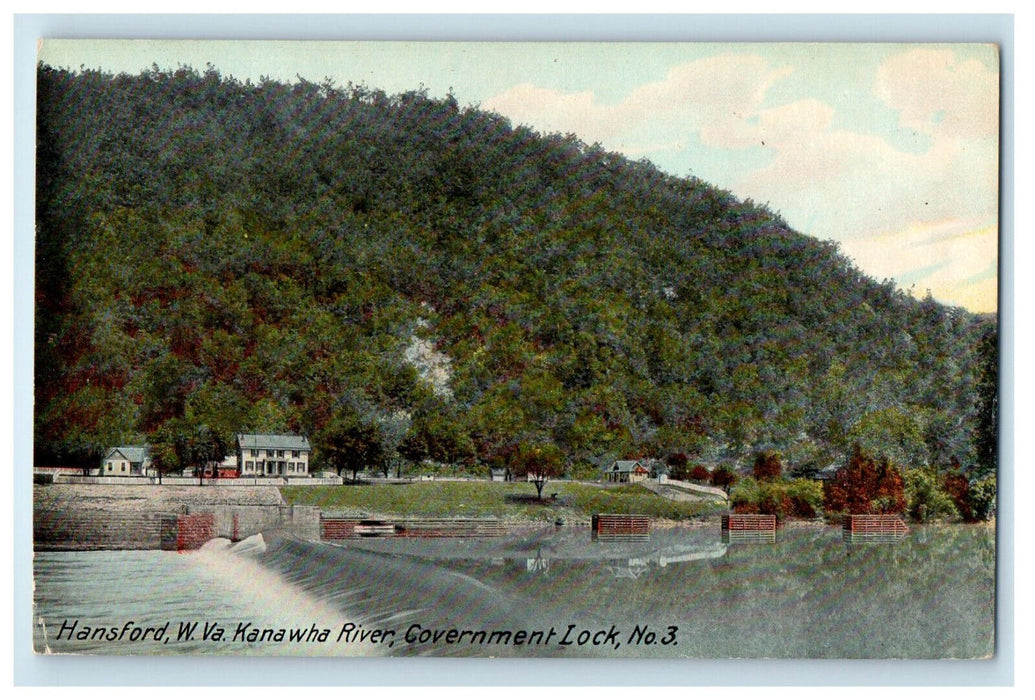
[428,524,995,658]
[33,524,995,658]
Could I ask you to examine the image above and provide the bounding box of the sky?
[38,40,1001,313]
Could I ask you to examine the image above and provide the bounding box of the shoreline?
[34,482,989,552]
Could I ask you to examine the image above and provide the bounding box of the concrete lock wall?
[184,504,322,542]
[35,503,321,551]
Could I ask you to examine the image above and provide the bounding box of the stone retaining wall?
[34,510,174,550]
[34,484,319,550]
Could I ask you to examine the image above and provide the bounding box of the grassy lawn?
[280,480,724,523]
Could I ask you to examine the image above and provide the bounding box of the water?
[32,537,379,656]
[32,524,995,658]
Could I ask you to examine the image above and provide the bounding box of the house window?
[246,461,254,470]
[251,449,258,457]
[121,463,126,472]
[288,463,295,472]
[278,450,285,458]
[292,450,300,458]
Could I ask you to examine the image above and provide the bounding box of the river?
[32,523,995,658]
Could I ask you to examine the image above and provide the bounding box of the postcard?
[31,39,999,660]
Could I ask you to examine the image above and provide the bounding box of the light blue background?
[13,12,1014,687]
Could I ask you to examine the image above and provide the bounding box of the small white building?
[101,445,152,476]
[603,460,650,483]
[236,433,312,477]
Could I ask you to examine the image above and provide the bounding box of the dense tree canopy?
[35,63,996,485]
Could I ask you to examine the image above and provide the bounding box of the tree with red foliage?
[710,465,738,492]
[689,464,711,482]
[752,450,783,481]
[824,445,906,515]
[942,458,975,522]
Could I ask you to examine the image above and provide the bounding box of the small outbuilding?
[101,445,152,476]
[603,460,650,483]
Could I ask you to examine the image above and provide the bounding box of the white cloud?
[874,47,999,141]
[481,47,998,313]
[482,53,792,153]
[725,48,998,312]
[841,221,998,313]
[733,116,996,237]
[480,83,626,145]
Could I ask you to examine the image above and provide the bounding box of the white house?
[236,433,312,477]
[101,445,152,476]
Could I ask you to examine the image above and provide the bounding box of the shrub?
[942,470,974,522]
[752,450,783,481]
[904,466,958,523]
[728,476,799,519]
[730,476,761,512]
[756,488,792,517]
[968,475,997,521]
[666,452,689,481]
[785,478,824,519]
[823,445,907,516]
[711,465,737,491]
[689,464,711,482]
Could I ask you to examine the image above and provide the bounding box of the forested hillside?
[34,63,997,482]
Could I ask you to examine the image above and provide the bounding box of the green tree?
[511,441,564,500]
[192,424,229,484]
[321,410,386,482]
[904,466,959,523]
[972,325,998,479]
[848,406,928,469]
[968,475,997,522]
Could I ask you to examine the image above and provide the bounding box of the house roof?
[607,460,647,473]
[104,445,150,463]
[816,464,841,480]
[237,433,311,451]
